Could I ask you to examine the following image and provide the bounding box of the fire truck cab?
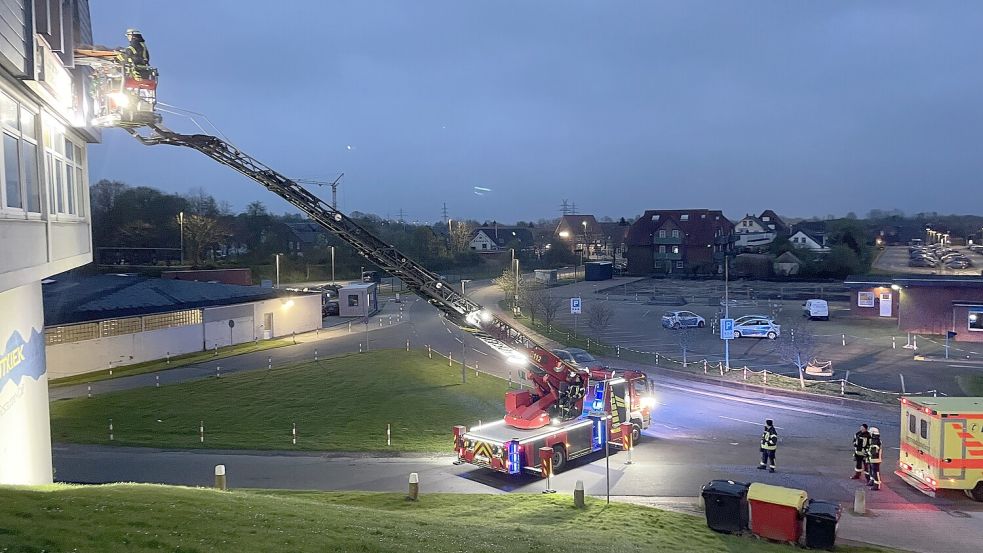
[896,397,983,501]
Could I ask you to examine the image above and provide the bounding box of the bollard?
[854,487,866,515]
[216,365,221,378]
[900,374,906,395]
[407,473,419,501]
[428,345,432,359]
[214,464,227,491]
[840,378,845,395]
[200,420,204,443]
[842,334,846,347]
[214,344,218,356]
[719,362,724,376]
[268,356,272,370]
[892,336,896,349]
[406,339,410,352]
[87,385,92,398]
[448,353,452,367]
[587,338,591,350]
[156,375,160,388]
[166,352,170,364]
[743,366,747,380]
[387,423,391,446]
[574,480,585,508]
[292,422,297,445]
[703,360,707,374]
[359,343,363,353]
[656,353,660,365]
[109,418,113,441]
[314,349,318,361]
[349,321,352,333]
[913,335,918,350]
[763,371,768,385]
[475,363,479,377]
[617,345,621,358]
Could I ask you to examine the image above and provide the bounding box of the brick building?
[626,210,735,275]
[844,275,983,343]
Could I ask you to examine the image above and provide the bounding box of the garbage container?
[804,499,842,550]
[747,483,807,543]
[700,480,750,533]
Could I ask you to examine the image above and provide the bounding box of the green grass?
[49,350,508,452]
[49,339,294,388]
[0,484,894,553]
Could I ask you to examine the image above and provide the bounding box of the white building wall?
[250,294,322,339]
[0,281,52,485]
[46,324,204,379]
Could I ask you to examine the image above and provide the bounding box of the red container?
[747,483,807,543]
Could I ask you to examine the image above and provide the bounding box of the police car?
[732,318,781,339]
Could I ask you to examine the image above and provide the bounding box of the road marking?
[471,348,488,356]
[446,328,453,334]
[948,364,979,368]
[454,337,463,343]
[658,381,850,418]
[642,309,650,317]
[719,415,784,429]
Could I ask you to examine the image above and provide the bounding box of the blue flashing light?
[507,441,522,474]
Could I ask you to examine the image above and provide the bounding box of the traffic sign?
[720,318,735,340]
[570,297,582,314]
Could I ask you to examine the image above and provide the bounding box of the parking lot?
[548,276,983,397]
[873,245,983,275]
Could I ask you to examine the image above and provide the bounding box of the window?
[658,229,666,238]
[676,261,684,268]
[671,229,680,238]
[969,309,983,332]
[651,214,660,221]
[143,309,202,331]
[672,246,680,254]
[680,214,689,221]
[658,245,666,253]
[0,93,40,213]
[348,294,359,307]
[43,123,83,216]
[908,414,916,434]
[920,419,929,440]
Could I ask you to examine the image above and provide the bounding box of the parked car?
[947,259,972,269]
[733,318,781,339]
[322,299,339,317]
[733,314,770,324]
[909,258,936,268]
[661,310,706,329]
[551,347,603,370]
[803,299,829,320]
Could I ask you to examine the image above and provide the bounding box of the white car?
[733,318,781,340]
[803,299,829,320]
[661,310,706,329]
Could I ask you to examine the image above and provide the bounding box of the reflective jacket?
[867,439,882,464]
[118,37,150,67]
[853,430,871,454]
[760,426,778,451]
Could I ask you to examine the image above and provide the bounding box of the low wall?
[46,324,203,379]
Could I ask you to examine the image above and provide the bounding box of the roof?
[555,215,600,236]
[843,274,983,289]
[626,209,733,247]
[283,221,328,244]
[597,221,630,242]
[471,226,535,247]
[339,283,376,291]
[43,274,292,325]
[774,251,803,264]
[758,210,786,228]
[904,397,983,413]
[790,229,825,245]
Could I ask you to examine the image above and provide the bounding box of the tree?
[539,290,564,328]
[676,328,696,368]
[587,302,614,331]
[774,324,821,389]
[494,267,527,313]
[183,214,228,265]
[520,287,545,324]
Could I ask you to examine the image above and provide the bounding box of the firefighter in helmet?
[117,29,150,79]
[758,419,778,473]
[866,427,883,490]
[852,423,871,479]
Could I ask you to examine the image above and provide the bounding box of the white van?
[803,299,829,320]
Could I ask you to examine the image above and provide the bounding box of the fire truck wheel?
[631,423,642,444]
[966,482,983,502]
[551,445,567,472]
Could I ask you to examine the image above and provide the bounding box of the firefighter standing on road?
[852,423,871,479]
[758,419,778,473]
[866,427,883,490]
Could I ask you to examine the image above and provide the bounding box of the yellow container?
[747,482,808,510]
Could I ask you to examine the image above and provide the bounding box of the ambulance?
[896,397,983,501]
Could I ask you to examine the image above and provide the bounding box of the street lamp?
[275,253,281,288]
[330,246,336,284]
[178,211,185,265]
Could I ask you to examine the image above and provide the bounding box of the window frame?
[44,124,85,219]
[968,308,983,332]
[0,93,43,217]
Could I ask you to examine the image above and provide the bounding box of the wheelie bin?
[747,483,808,543]
[700,480,750,533]
[804,499,842,550]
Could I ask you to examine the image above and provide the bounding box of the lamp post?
[461,279,471,297]
[178,211,185,265]
[330,246,336,284]
[275,253,281,288]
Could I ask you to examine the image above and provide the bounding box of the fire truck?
[79,38,653,475]
[896,397,983,501]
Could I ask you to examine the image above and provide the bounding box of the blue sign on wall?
[0,328,45,391]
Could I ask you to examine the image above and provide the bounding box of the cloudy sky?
[87,1,983,223]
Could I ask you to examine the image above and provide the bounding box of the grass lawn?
[49,339,294,388]
[0,484,894,553]
[49,350,507,452]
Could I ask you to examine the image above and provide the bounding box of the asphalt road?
[873,245,982,276]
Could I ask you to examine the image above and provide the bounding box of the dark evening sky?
[87,1,983,223]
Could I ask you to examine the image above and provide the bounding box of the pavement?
[49,277,983,553]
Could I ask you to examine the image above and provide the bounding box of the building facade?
[468,226,534,253]
[0,0,99,486]
[625,209,734,275]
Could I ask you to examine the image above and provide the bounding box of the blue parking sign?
[570,297,582,314]
[720,318,735,340]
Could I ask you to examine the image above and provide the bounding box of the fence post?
[763,371,767,385]
[703,360,707,374]
[743,366,747,380]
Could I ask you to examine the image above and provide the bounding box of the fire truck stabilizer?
[896,397,983,501]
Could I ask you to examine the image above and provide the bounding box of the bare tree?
[587,302,614,331]
[183,213,227,265]
[540,291,564,328]
[676,327,696,368]
[520,287,545,324]
[494,267,527,314]
[774,324,821,389]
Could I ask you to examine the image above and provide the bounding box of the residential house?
[469,226,535,253]
[554,215,599,254]
[773,251,803,276]
[734,210,788,251]
[283,221,329,256]
[626,210,735,275]
[596,221,631,262]
[788,229,829,252]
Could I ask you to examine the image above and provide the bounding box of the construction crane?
[294,173,343,209]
